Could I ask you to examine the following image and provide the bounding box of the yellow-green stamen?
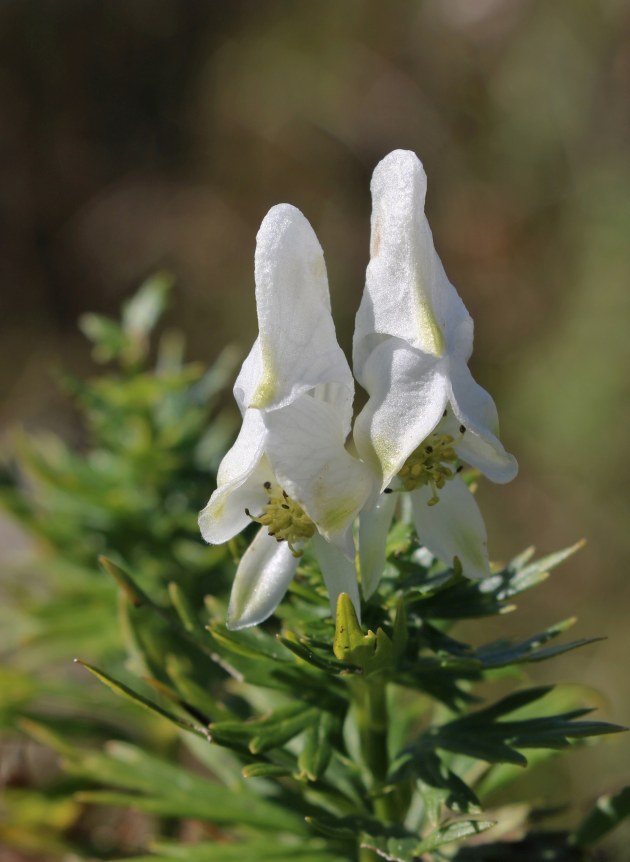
[397,429,463,505]
[246,482,315,557]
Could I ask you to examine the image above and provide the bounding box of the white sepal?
[312,533,361,624]
[410,477,489,580]
[249,204,354,431]
[353,338,449,488]
[227,528,299,630]
[359,492,397,599]
[263,393,372,551]
[199,410,272,545]
[448,363,518,484]
[354,149,470,376]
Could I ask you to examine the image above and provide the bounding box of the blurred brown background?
[1,0,628,807]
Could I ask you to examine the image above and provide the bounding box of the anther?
[456,464,463,473]
[443,409,448,417]
[459,425,466,434]
[396,429,462,501]
[383,488,393,494]
[245,487,315,551]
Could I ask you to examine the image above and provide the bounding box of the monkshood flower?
[353,150,517,596]
[200,204,372,629]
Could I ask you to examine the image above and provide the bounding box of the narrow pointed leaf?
[250,706,319,754]
[413,819,496,853]
[298,710,337,780]
[99,555,151,607]
[75,660,210,739]
[242,762,294,779]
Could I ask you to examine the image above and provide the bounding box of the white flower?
[353,150,517,595]
[199,204,372,629]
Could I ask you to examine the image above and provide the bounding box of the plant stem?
[353,675,401,861]
[352,673,416,859]
[354,675,402,815]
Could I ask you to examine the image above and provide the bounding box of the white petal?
[354,150,471,378]
[410,477,489,580]
[312,533,361,624]
[198,409,272,545]
[232,337,263,416]
[359,492,397,599]
[353,338,449,489]
[448,362,518,484]
[227,528,299,629]
[263,394,373,550]
[247,204,354,431]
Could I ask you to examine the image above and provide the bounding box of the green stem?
[351,669,418,859]
[353,675,402,816]
[353,676,401,861]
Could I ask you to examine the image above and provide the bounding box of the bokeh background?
[1,0,628,830]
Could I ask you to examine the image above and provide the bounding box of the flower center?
[246,482,316,557]
[396,430,463,505]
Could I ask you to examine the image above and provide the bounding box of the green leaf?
[298,710,337,780]
[431,687,626,767]
[211,703,320,755]
[65,741,306,833]
[210,623,295,663]
[475,618,603,668]
[249,705,320,754]
[573,786,630,846]
[242,762,294,779]
[500,541,585,599]
[278,631,350,675]
[168,580,202,633]
[359,834,420,861]
[413,819,496,854]
[99,555,152,607]
[75,660,210,739]
[305,816,358,840]
[76,789,304,834]
[389,748,481,815]
[464,686,554,720]
[359,820,495,861]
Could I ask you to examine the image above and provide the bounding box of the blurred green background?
[1,0,628,821]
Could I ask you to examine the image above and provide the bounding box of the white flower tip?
[371,150,428,228]
[501,453,519,484]
[198,507,212,544]
[198,497,224,545]
[485,451,519,485]
[256,203,324,271]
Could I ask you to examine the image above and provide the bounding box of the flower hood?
[353,149,517,491]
